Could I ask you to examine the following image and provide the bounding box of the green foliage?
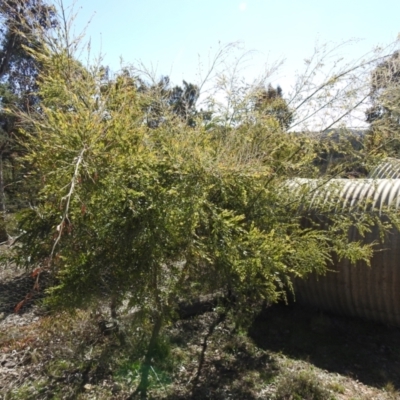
[0,0,57,214]
[253,84,294,129]
[5,380,48,400]
[138,75,201,128]
[366,51,400,125]
[11,15,383,324]
[366,51,400,157]
[116,336,174,389]
[275,370,335,400]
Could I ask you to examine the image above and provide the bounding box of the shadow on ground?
[164,312,278,400]
[0,271,50,316]
[176,350,276,400]
[249,303,400,391]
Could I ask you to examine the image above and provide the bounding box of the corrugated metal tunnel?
[290,178,400,327]
[369,158,400,179]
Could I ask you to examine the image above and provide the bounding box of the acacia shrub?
[7,24,386,398]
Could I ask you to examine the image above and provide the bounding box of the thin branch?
[49,146,86,262]
[321,94,369,132]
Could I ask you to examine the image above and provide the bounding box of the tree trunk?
[0,153,7,243]
[0,153,5,214]
[130,313,163,399]
[110,294,118,319]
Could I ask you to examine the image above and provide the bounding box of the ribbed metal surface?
[290,178,400,327]
[287,178,400,214]
[369,158,400,179]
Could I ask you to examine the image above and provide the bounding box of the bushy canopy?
[6,12,393,397]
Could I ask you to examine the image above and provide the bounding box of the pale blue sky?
[62,0,400,92]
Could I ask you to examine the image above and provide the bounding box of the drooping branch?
[49,146,86,262]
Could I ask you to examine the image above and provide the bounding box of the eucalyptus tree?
[0,0,57,215]
[365,51,400,157]
[253,84,293,129]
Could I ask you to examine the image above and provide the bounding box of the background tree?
[365,51,400,157]
[366,51,400,124]
[169,80,200,126]
[0,0,56,217]
[133,74,201,128]
[253,84,293,129]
